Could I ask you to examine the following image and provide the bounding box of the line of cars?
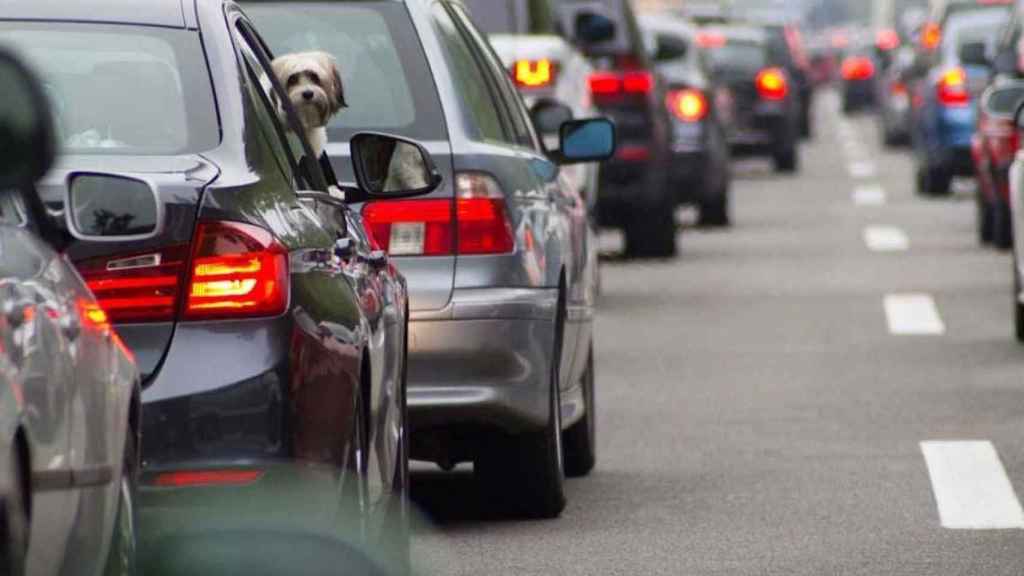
[0,0,618,573]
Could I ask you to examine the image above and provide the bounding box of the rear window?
[243,1,447,142]
[705,41,767,75]
[943,8,1010,61]
[0,22,219,155]
[463,0,558,35]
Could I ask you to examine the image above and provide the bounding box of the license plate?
[389,222,425,256]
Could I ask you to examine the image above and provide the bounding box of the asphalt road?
[408,90,1024,575]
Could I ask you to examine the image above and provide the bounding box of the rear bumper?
[843,79,875,105]
[407,288,557,450]
[728,106,790,154]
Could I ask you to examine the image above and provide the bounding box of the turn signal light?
[937,67,970,107]
[755,68,788,101]
[513,59,556,88]
[666,89,708,122]
[921,22,941,51]
[841,57,875,81]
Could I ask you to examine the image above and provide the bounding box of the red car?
[971,83,1024,248]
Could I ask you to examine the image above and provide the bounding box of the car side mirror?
[983,84,1024,118]
[654,33,688,62]
[555,118,616,165]
[531,100,574,135]
[958,41,989,68]
[350,133,442,200]
[65,173,162,241]
[574,10,616,46]
[0,47,56,190]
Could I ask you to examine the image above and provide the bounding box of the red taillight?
[841,57,875,81]
[696,31,727,49]
[937,67,970,107]
[183,221,289,321]
[756,68,788,101]
[890,81,908,96]
[666,89,708,122]
[876,28,900,52]
[588,71,621,95]
[78,246,189,323]
[362,173,514,256]
[588,70,653,96]
[513,59,556,88]
[622,71,653,94]
[151,469,264,488]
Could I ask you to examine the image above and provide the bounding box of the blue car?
[911,6,1007,195]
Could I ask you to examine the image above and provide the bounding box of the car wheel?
[993,200,1013,250]
[381,322,411,576]
[0,446,28,576]
[624,195,677,258]
[563,345,596,478]
[978,192,994,245]
[1015,256,1024,344]
[103,435,137,576]
[917,162,951,196]
[773,142,799,173]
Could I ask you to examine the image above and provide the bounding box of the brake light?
[696,31,727,48]
[151,469,264,488]
[922,22,941,51]
[755,68,788,101]
[876,28,900,52]
[78,247,189,323]
[183,221,288,320]
[666,89,708,122]
[841,57,875,81]
[890,81,908,96]
[362,173,514,256]
[937,67,969,107]
[513,59,556,88]
[588,72,621,95]
[588,71,653,96]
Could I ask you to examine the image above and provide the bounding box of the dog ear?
[323,54,348,113]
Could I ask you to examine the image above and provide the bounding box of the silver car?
[0,48,141,576]
[243,0,612,518]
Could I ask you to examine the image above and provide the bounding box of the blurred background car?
[877,44,918,146]
[245,0,613,519]
[909,3,1009,195]
[840,37,879,113]
[0,2,436,571]
[971,82,1024,248]
[759,19,816,139]
[640,13,733,226]
[560,0,679,257]
[0,46,141,576]
[699,24,802,173]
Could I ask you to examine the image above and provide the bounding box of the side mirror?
[0,47,56,190]
[350,133,442,199]
[530,100,574,134]
[958,41,989,68]
[65,173,162,241]
[654,33,689,63]
[984,84,1024,118]
[574,11,616,46]
[555,118,616,165]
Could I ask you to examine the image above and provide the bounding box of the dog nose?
[302,90,315,101]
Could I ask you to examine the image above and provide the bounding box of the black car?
[0,0,442,568]
[761,21,815,139]
[640,13,732,226]
[700,25,802,173]
[561,0,678,257]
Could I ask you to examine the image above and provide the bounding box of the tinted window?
[943,9,1010,61]
[705,41,767,75]
[463,0,558,35]
[242,1,446,142]
[0,22,218,155]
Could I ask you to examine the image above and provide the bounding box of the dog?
[271,51,346,158]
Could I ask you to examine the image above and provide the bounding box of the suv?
[561,0,678,257]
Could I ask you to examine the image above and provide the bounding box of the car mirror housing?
[983,84,1024,118]
[65,173,163,241]
[0,47,56,191]
[350,133,442,201]
[556,118,616,165]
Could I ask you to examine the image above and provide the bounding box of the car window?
[0,22,219,155]
[450,3,540,150]
[242,1,447,143]
[463,0,558,35]
[0,191,25,227]
[705,41,767,75]
[943,9,1009,62]
[430,2,511,145]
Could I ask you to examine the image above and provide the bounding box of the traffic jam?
[3,0,1024,574]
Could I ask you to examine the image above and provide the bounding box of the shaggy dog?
[271,51,346,158]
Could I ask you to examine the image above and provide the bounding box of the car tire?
[0,446,28,576]
[978,193,994,245]
[103,434,137,576]
[382,319,412,576]
[624,195,677,258]
[563,345,596,478]
[773,142,799,174]
[917,162,952,196]
[993,200,1013,250]
[1015,256,1024,344]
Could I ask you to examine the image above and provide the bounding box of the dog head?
[271,51,347,131]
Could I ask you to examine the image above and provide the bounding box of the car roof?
[0,0,189,28]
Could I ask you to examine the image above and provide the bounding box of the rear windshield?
[705,41,767,75]
[463,0,558,35]
[243,1,447,142]
[0,22,219,155]
[942,8,1009,62]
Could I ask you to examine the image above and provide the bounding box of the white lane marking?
[921,441,1024,530]
[853,185,887,206]
[864,226,909,252]
[849,161,877,179]
[884,293,945,335]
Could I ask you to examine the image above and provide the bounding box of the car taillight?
[841,57,875,81]
[362,173,514,256]
[666,88,708,122]
[513,59,556,88]
[183,221,289,321]
[151,469,264,488]
[588,71,654,96]
[921,22,941,51]
[876,28,900,52]
[78,246,189,323]
[890,81,908,96]
[696,31,727,49]
[937,67,970,107]
[755,68,788,101]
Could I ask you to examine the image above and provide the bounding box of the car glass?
[242,2,447,143]
[943,9,1010,62]
[705,41,767,75]
[450,3,540,150]
[430,2,511,144]
[0,22,219,155]
[463,0,522,34]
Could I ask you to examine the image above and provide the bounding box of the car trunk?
[36,154,217,382]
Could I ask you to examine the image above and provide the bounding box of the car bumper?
[728,106,790,153]
[407,288,557,442]
[843,79,875,106]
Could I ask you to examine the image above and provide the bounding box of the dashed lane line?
[921,441,1024,530]
[849,161,877,179]
[853,185,886,206]
[884,293,945,335]
[864,226,909,252]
